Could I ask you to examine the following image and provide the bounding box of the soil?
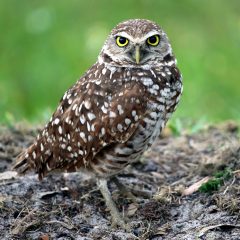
[0,122,239,240]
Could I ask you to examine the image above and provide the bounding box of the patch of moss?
[213,168,232,179]
[199,178,223,193]
[199,168,233,193]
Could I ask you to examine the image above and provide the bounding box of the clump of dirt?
[139,200,171,222]
[0,122,239,240]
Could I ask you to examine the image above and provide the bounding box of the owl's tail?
[13,143,49,180]
[13,144,36,174]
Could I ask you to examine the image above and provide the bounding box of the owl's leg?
[112,176,152,199]
[111,176,138,203]
[97,178,129,230]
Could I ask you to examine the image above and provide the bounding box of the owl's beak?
[135,45,140,64]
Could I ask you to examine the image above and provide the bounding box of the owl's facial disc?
[99,19,172,67]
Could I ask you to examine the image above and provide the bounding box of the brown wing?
[13,73,148,179]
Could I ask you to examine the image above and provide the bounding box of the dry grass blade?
[11,210,39,235]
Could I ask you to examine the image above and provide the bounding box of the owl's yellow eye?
[116,36,129,47]
[147,35,160,46]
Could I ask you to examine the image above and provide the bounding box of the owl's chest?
[130,71,182,150]
[90,65,182,176]
[130,100,170,153]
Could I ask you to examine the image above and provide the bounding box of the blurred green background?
[0,0,239,124]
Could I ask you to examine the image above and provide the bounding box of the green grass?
[168,117,209,136]
[0,0,239,124]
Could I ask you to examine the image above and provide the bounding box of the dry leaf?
[127,203,139,217]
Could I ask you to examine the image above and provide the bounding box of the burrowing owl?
[14,19,183,228]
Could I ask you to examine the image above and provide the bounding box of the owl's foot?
[111,176,138,203]
[112,176,152,200]
[97,178,130,231]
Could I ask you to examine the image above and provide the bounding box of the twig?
[233,169,240,174]
[182,177,210,196]
[80,188,99,200]
[46,220,74,230]
[197,224,240,238]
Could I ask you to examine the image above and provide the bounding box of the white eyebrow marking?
[115,30,160,43]
[144,30,160,39]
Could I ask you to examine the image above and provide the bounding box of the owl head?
[99,19,173,67]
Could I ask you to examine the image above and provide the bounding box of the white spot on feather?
[91,124,95,131]
[150,112,157,119]
[87,121,91,131]
[65,117,70,124]
[150,69,156,78]
[54,118,60,125]
[58,126,63,134]
[101,128,106,136]
[132,110,136,117]
[101,105,108,114]
[72,104,78,111]
[87,112,96,121]
[109,111,116,118]
[40,143,44,152]
[80,115,86,124]
[84,100,91,109]
[125,118,131,125]
[117,124,123,132]
[117,105,124,115]
[95,80,101,85]
[158,105,165,111]
[141,77,153,86]
[80,132,87,142]
[88,135,92,141]
[161,72,166,77]
[102,68,107,75]
[153,84,159,90]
